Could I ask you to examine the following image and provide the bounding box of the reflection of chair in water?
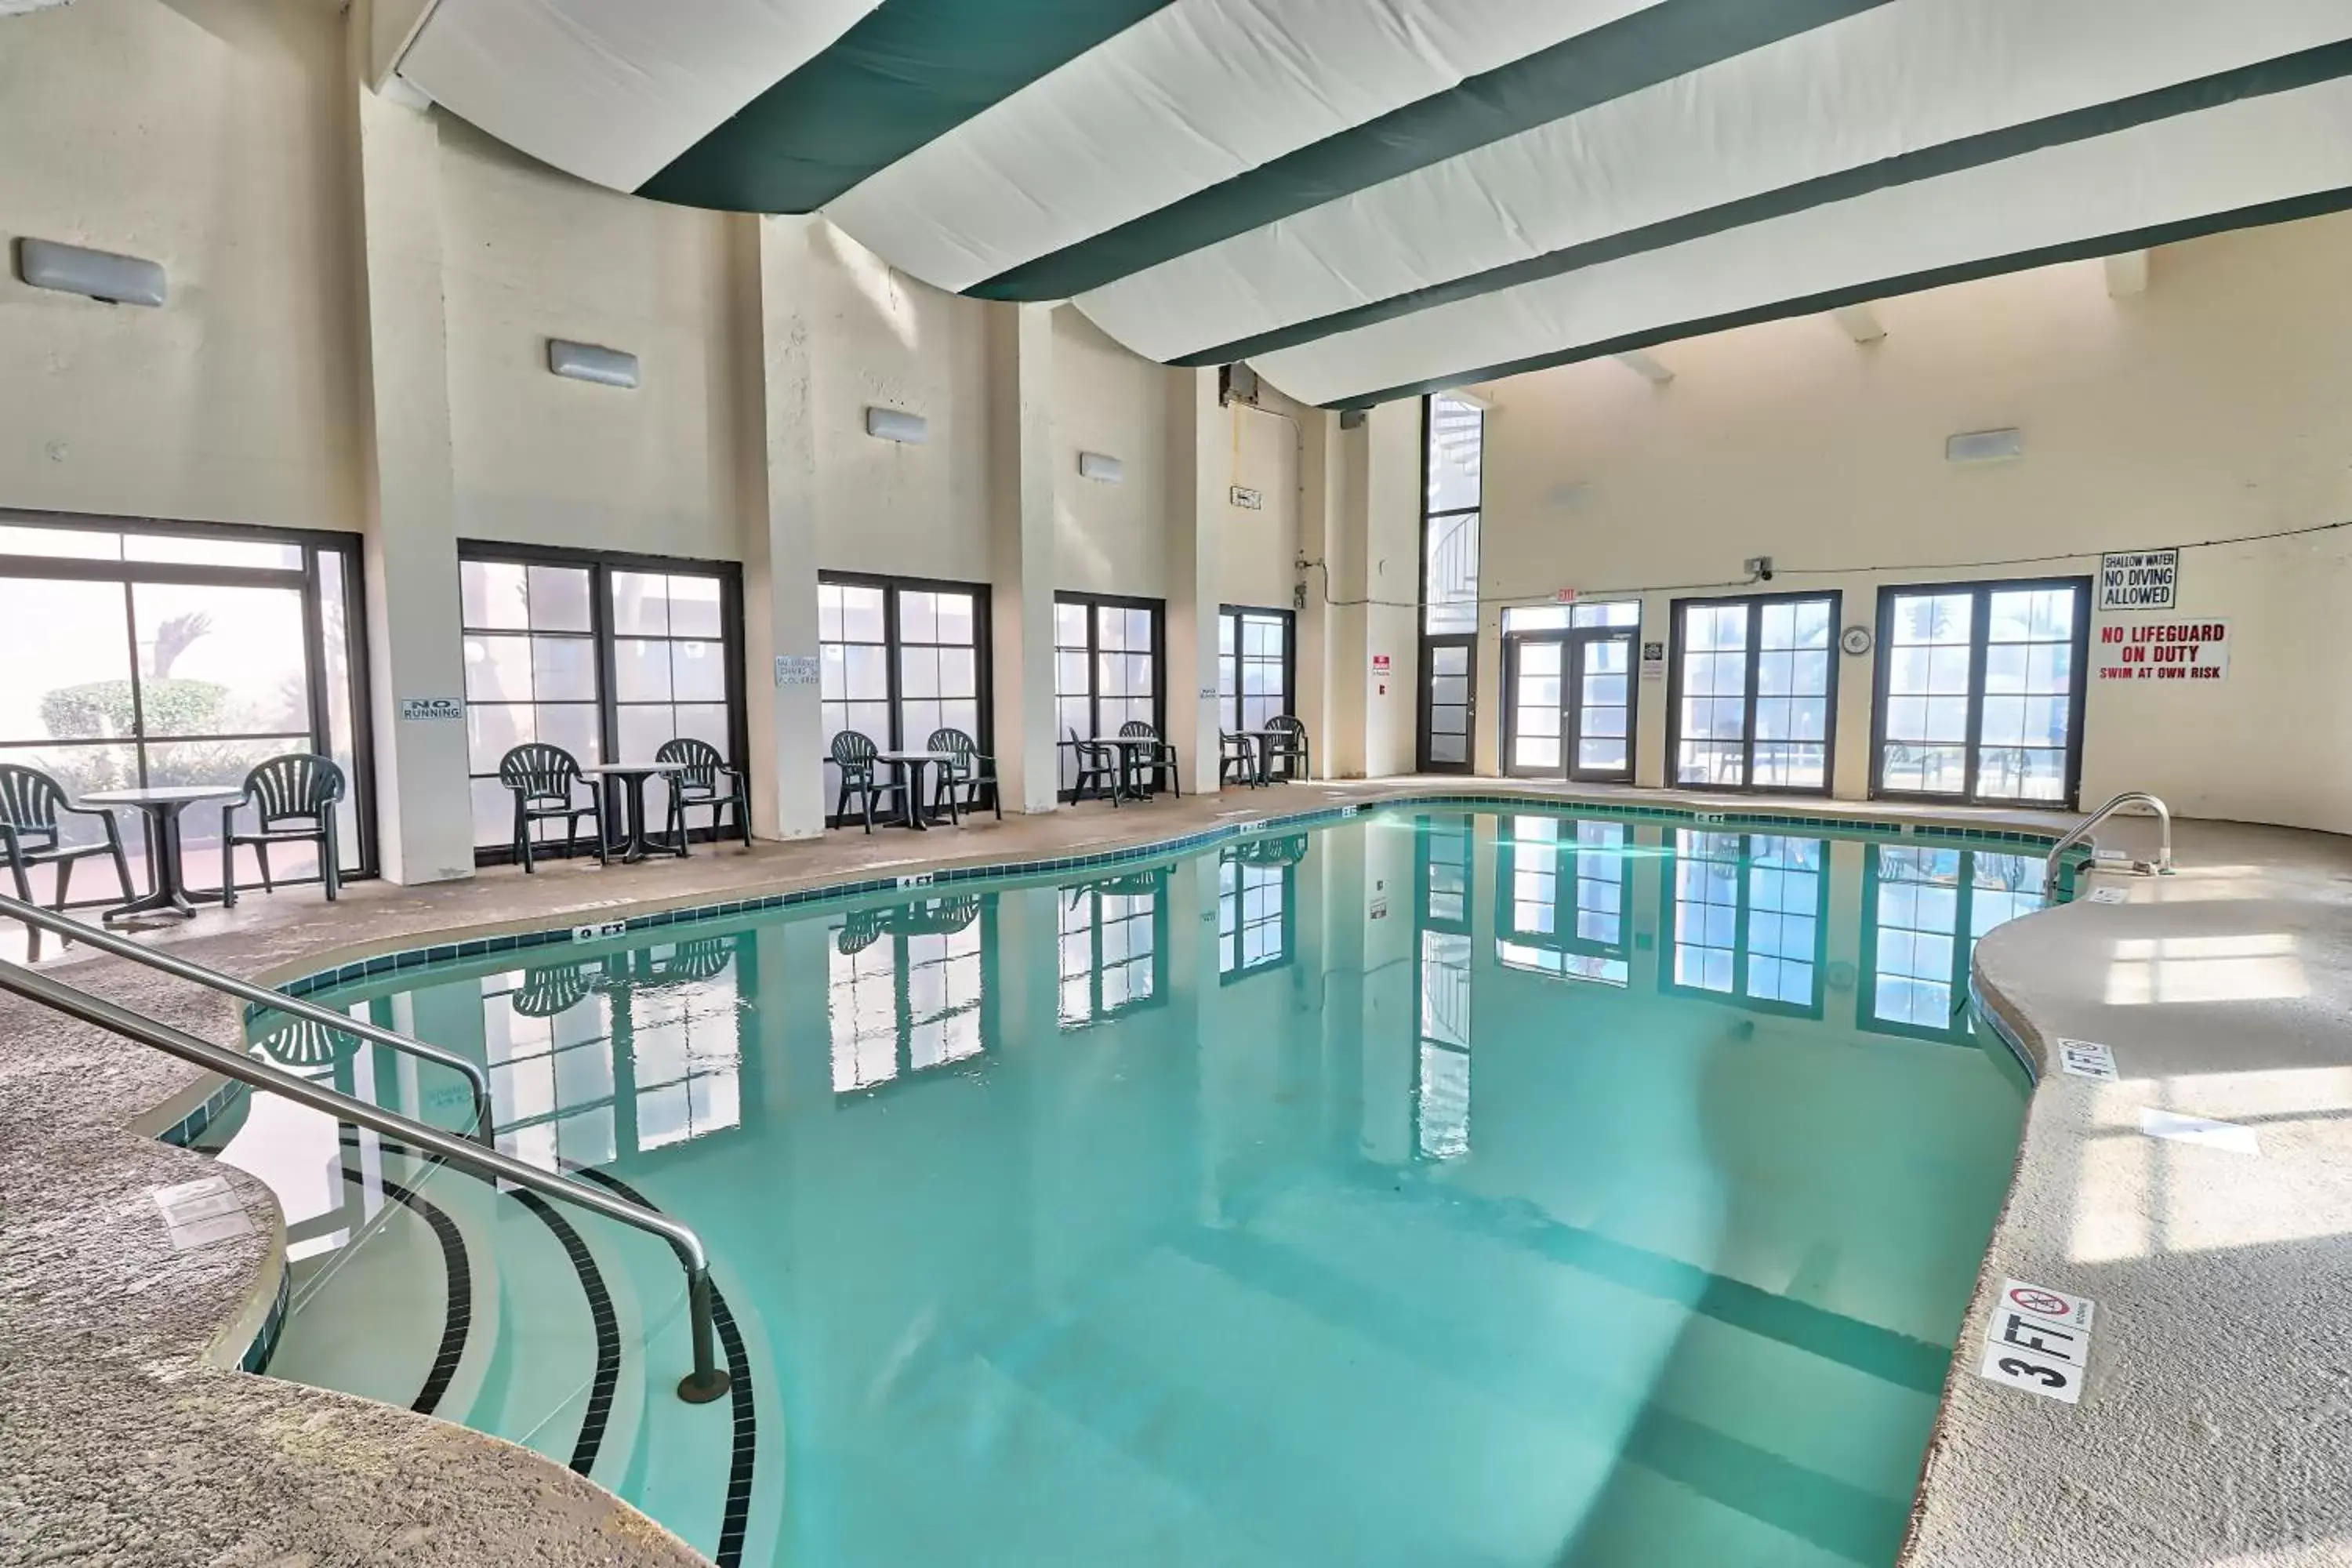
[649,936,734,986]
[895,895,981,936]
[837,908,890,955]
[513,964,599,1018]
[252,1013,361,1069]
[1230,833,1308,869]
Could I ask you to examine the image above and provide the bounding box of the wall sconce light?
[1078,451,1124,484]
[14,238,166,307]
[866,406,929,445]
[1946,427,2023,463]
[547,339,640,388]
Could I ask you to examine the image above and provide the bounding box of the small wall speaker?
[14,238,166,307]
[1945,427,2023,463]
[1078,451,1123,484]
[866,406,929,445]
[546,339,640,389]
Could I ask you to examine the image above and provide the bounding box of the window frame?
[1217,846,1297,984]
[817,570,996,823]
[1664,589,1843,796]
[1058,871,1170,1027]
[1867,576,2092,810]
[0,508,379,893]
[1052,590,1165,799]
[1493,814,1633,986]
[1216,603,1296,737]
[1660,829,1832,1019]
[1498,613,1641,783]
[458,539,747,866]
[826,899,999,1099]
[1416,396,1483,774]
[1410,812,1475,1160]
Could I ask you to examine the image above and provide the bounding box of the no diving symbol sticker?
[1977,1278,2096,1405]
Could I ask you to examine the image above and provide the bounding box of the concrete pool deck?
[0,779,2340,1566]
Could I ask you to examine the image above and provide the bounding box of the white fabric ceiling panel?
[397,0,880,193]
[824,0,1666,293]
[1081,0,2352,364]
[1250,74,2352,405]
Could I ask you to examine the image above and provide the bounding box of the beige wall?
[438,118,749,561]
[1216,394,1301,613]
[1472,215,2352,831]
[1052,307,1169,598]
[0,0,360,532]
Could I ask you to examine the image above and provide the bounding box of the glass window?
[1422,397,1483,636]
[611,570,731,828]
[1058,873,1165,1027]
[1218,848,1293,978]
[1218,607,1291,736]
[1053,593,1161,796]
[1667,829,1828,1015]
[1876,579,2087,805]
[818,574,989,818]
[0,514,372,913]
[1671,593,1836,791]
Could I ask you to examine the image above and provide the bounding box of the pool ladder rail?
[2042,791,2175,902]
[0,893,731,1405]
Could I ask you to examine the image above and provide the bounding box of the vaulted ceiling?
[396,0,2352,408]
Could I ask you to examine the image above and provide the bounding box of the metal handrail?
[0,892,494,1145]
[0,956,731,1404]
[2043,791,2174,902]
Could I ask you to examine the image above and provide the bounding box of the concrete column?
[989,304,1061,812]
[1327,417,1373,777]
[736,214,827,840]
[1164,368,1224,786]
[345,16,473,885]
[1295,408,1341,776]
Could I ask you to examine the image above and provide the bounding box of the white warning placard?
[2092,618,2229,684]
[1976,1279,2096,1404]
[2056,1039,2118,1081]
[2100,549,2179,611]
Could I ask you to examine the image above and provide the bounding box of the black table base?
[606,772,689,865]
[105,802,223,924]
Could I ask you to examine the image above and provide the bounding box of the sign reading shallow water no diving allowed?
[2100,549,2178,611]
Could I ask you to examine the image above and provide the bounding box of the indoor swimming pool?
[209,806,2041,1568]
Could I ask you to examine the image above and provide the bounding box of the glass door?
[1871,578,2089,806]
[1668,592,1838,793]
[1506,629,1633,779]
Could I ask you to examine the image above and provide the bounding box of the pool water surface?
[223,808,2037,1567]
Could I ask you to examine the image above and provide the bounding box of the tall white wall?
[1472,217,2352,831]
[1052,307,1170,599]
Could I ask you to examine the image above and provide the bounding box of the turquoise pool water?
[223,808,2036,1567]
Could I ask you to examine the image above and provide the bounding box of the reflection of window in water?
[1414,815,1475,1160]
[829,900,988,1091]
[1059,873,1164,1026]
[1218,842,1297,978]
[1864,847,2041,1038]
[478,940,746,1167]
[1668,830,1827,1014]
[1495,815,1630,986]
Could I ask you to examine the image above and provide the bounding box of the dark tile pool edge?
[242,792,2086,1018]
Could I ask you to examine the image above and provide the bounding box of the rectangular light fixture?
[1946,427,2023,463]
[1077,451,1123,484]
[547,339,640,389]
[866,406,928,445]
[15,238,166,307]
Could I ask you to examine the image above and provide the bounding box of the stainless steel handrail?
[0,956,731,1404]
[2043,791,2174,902]
[0,892,494,1144]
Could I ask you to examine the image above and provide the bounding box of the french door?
[1503,628,1635,781]
[1871,578,2089,807]
[1667,591,1839,793]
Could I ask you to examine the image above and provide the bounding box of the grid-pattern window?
[1218,855,1290,977]
[1500,601,1642,634]
[1058,875,1163,1027]
[1671,594,1835,791]
[827,907,989,1091]
[1054,595,1160,793]
[1509,641,1563,773]
[1414,813,1474,1160]
[1668,830,1828,1014]
[1495,816,1630,985]
[1419,397,1483,771]
[818,576,989,811]
[610,571,730,827]
[1864,848,2042,1039]
[461,549,742,857]
[1876,580,2086,805]
[1218,607,1291,735]
[463,560,601,848]
[0,515,372,914]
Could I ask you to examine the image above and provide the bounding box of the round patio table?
[583,762,692,864]
[79,785,244,922]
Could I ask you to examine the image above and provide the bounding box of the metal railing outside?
[2043,791,2175,902]
[0,892,494,1143]
[0,952,730,1404]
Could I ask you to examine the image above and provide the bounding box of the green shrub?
[39,678,228,739]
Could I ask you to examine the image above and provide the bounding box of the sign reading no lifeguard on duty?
[2093,618,2230,684]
